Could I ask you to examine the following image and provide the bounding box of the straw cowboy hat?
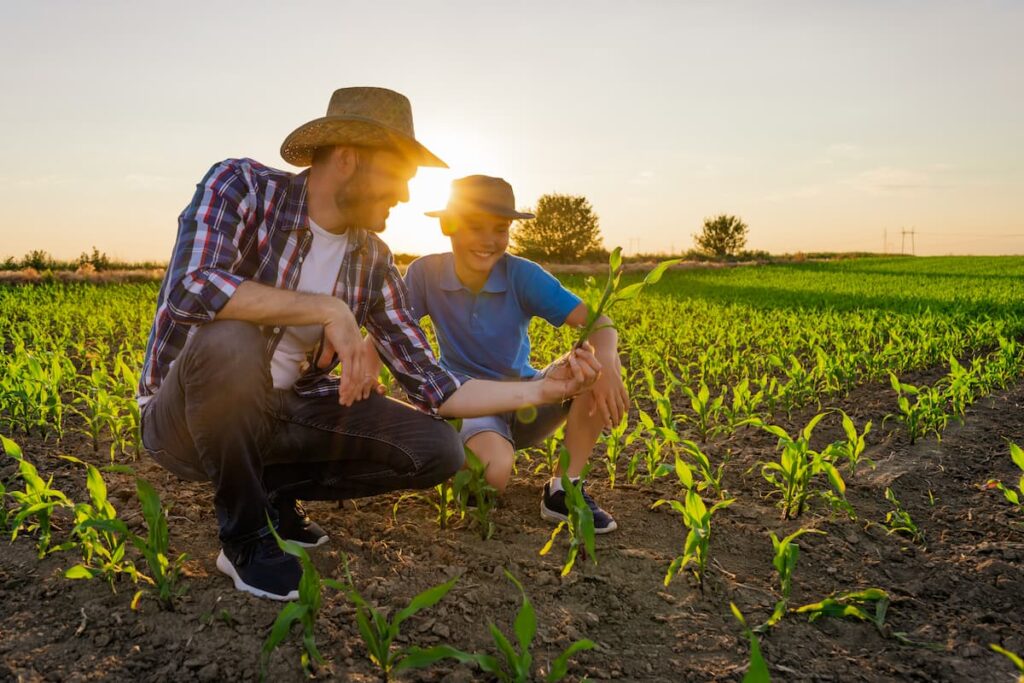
[280,87,447,168]
[425,176,535,220]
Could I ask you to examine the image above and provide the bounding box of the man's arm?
[564,303,629,426]
[436,346,601,418]
[218,281,367,404]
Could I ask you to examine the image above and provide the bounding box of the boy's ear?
[440,216,458,236]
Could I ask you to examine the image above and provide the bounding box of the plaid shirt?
[139,158,459,413]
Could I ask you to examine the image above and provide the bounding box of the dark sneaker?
[540,480,618,534]
[276,499,329,548]
[216,535,301,601]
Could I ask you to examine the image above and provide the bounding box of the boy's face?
[447,211,511,278]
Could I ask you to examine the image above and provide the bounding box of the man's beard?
[333,172,393,233]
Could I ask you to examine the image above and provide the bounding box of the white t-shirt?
[270,220,349,389]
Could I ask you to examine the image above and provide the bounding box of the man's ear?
[332,146,360,182]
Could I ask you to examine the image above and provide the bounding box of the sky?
[1,0,1022,261]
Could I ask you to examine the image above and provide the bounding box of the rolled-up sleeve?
[366,256,460,414]
[165,161,251,324]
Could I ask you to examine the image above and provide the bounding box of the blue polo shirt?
[404,253,582,383]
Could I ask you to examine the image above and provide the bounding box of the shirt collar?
[441,253,508,293]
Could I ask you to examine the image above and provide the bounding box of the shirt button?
[273,326,281,334]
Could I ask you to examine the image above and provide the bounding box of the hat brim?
[425,208,535,220]
[280,115,447,168]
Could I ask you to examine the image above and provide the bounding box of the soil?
[2,375,1023,682]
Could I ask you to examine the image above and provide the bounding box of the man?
[138,87,600,601]
[405,176,627,532]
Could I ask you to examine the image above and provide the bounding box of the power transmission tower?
[900,227,916,255]
[627,238,641,255]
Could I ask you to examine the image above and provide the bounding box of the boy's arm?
[564,303,629,427]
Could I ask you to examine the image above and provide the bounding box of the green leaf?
[395,645,487,672]
[262,602,307,657]
[545,639,595,682]
[505,571,537,654]
[1,435,23,459]
[643,258,682,285]
[990,644,1024,673]
[1009,443,1024,473]
[609,246,623,273]
[394,575,458,628]
[65,564,95,580]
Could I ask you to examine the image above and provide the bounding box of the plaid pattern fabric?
[139,158,459,413]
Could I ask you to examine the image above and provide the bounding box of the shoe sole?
[215,550,300,601]
[540,502,618,534]
[289,534,330,549]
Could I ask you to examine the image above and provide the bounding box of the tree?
[511,193,604,263]
[693,214,749,258]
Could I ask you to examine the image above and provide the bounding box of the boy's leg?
[513,395,618,533]
[464,431,516,492]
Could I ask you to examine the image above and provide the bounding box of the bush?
[693,215,749,258]
[511,193,604,263]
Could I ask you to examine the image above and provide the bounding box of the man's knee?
[420,420,464,485]
[185,320,267,376]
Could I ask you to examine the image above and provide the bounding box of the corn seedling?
[532,426,565,477]
[574,246,680,346]
[451,447,499,540]
[989,644,1024,683]
[130,478,189,610]
[749,415,847,520]
[652,489,734,590]
[765,528,825,627]
[407,570,595,683]
[599,414,635,488]
[794,587,929,646]
[342,558,460,681]
[730,603,771,683]
[829,410,873,476]
[7,439,74,558]
[886,372,949,445]
[539,450,596,576]
[61,456,140,591]
[681,380,726,440]
[679,439,727,498]
[883,487,924,545]
[986,442,1024,513]
[259,517,343,681]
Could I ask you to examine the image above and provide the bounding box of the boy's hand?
[540,343,602,403]
[587,353,629,427]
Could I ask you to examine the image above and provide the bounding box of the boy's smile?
[446,211,512,291]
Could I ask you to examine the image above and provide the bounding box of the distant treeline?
[1,247,903,274]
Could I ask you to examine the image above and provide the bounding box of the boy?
[404,176,628,533]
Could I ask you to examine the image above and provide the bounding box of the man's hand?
[538,343,603,404]
[586,353,629,427]
[318,331,387,405]
[319,303,368,407]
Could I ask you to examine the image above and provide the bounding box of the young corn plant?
[451,447,499,540]
[749,415,847,520]
[60,456,140,591]
[680,380,726,441]
[986,441,1024,514]
[574,246,680,346]
[130,478,189,610]
[989,644,1024,683]
[7,439,74,558]
[828,410,873,477]
[730,603,771,683]
[599,414,635,488]
[678,439,727,499]
[259,518,343,681]
[794,587,929,647]
[532,426,565,477]
[539,450,596,576]
[407,570,595,683]
[883,487,925,545]
[342,558,460,681]
[886,372,949,445]
[652,489,734,591]
[765,528,826,628]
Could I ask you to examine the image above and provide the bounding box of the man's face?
[334,149,417,232]
[448,211,511,278]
